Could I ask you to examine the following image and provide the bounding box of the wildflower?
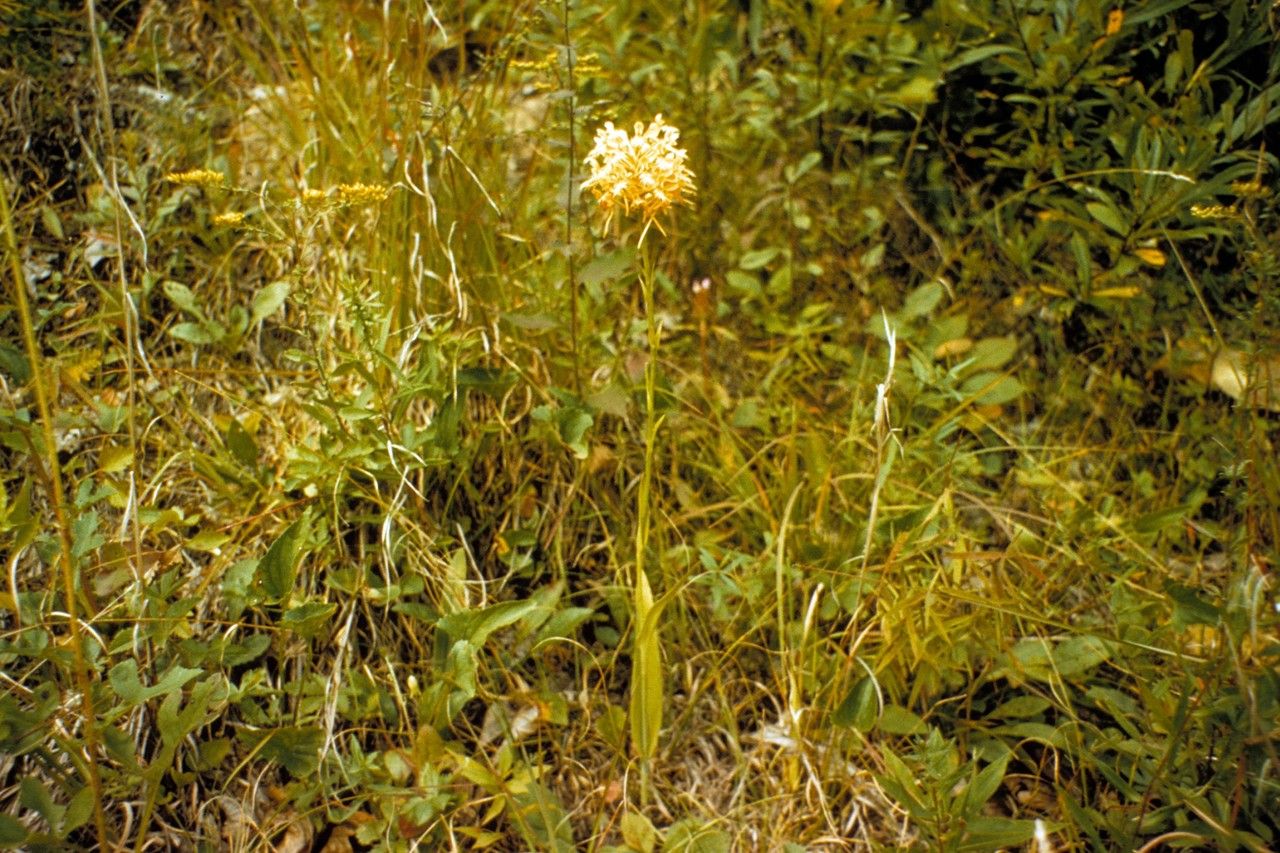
[212,211,245,227]
[164,168,225,188]
[300,188,328,206]
[333,182,392,205]
[1190,203,1239,220]
[581,114,696,243]
[1231,179,1270,199]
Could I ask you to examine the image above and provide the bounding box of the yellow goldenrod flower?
[1230,179,1270,199]
[333,182,392,205]
[212,211,245,227]
[300,188,328,205]
[164,168,226,188]
[581,114,695,243]
[1190,203,1239,220]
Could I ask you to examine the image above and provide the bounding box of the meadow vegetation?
[1,0,1278,849]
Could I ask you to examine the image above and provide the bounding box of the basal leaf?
[254,725,323,777]
[250,280,290,326]
[832,675,879,731]
[256,516,309,604]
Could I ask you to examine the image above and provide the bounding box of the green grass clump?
[1,0,1278,850]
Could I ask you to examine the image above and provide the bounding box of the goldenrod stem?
[1,180,110,847]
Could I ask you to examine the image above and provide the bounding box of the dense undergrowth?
[2,0,1278,849]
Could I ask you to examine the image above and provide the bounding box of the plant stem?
[631,242,662,805]
[1,179,110,848]
[563,0,582,394]
[636,247,659,584]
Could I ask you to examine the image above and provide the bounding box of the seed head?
[581,114,695,243]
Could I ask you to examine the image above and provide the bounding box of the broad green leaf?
[225,418,259,467]
[1165,582,1220,629]
[0,340,30,383]
[102,724,139,770]
[169,322,217,345]
[1086,201,1128,235]
[222,633,271,667]
[832,676,879,731]
[156,677,221,746]
[959,753,1010,817]
[962,372,1025,406]
[966,336,1019,372]
[878,704,926,735]
[502,312,559,331]
[558,406,593,459]
[534,607,596,644]
[621,811,658,853]
[725,270,761,297]
[0,813,26,845]
[895,75,938,105]
[70,511,103,560]
[596,704,627,753]
[457,366,516,397]
[510,783,575,852]
[902,281,943,320]
[1131,501,1198,536]
[256,516,309,603]
[877,747,929,818]
[162,279,201,315]
[108,659,202,706]
[187,529,230,552]
[739,247,779,270]
[99,444,132,474]
[437,598,539,647]
[281,601,338,637]
[988,695,1051,719]
[61,783,94,829]
[1052,636,1114,677]
[784,151,822,184]
[250,280,290,326]
[580,250,634,285]
[1006,635,1112,683]
[254,725,323,776]
[662,819,731,853]
[446,639,479,699]
[960,817,1040,850]
[946,44,1021,70]
[587,384,630,417]
[18,777,60,832]
[630,570,664,762]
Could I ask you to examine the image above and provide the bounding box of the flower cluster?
[333,182,392,205]
[164,168,225,188]
[1190,203,1239,220]
[581,114,695,243]
[300,183,392,209]
[211,211,245,227]
[1230,179,1270,199]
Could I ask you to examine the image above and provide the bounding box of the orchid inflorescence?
[581,114,695,243]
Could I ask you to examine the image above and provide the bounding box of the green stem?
[636,245,659,583]
[1,178,110,848]
[632,241,660,805]
[563,0,582,394]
